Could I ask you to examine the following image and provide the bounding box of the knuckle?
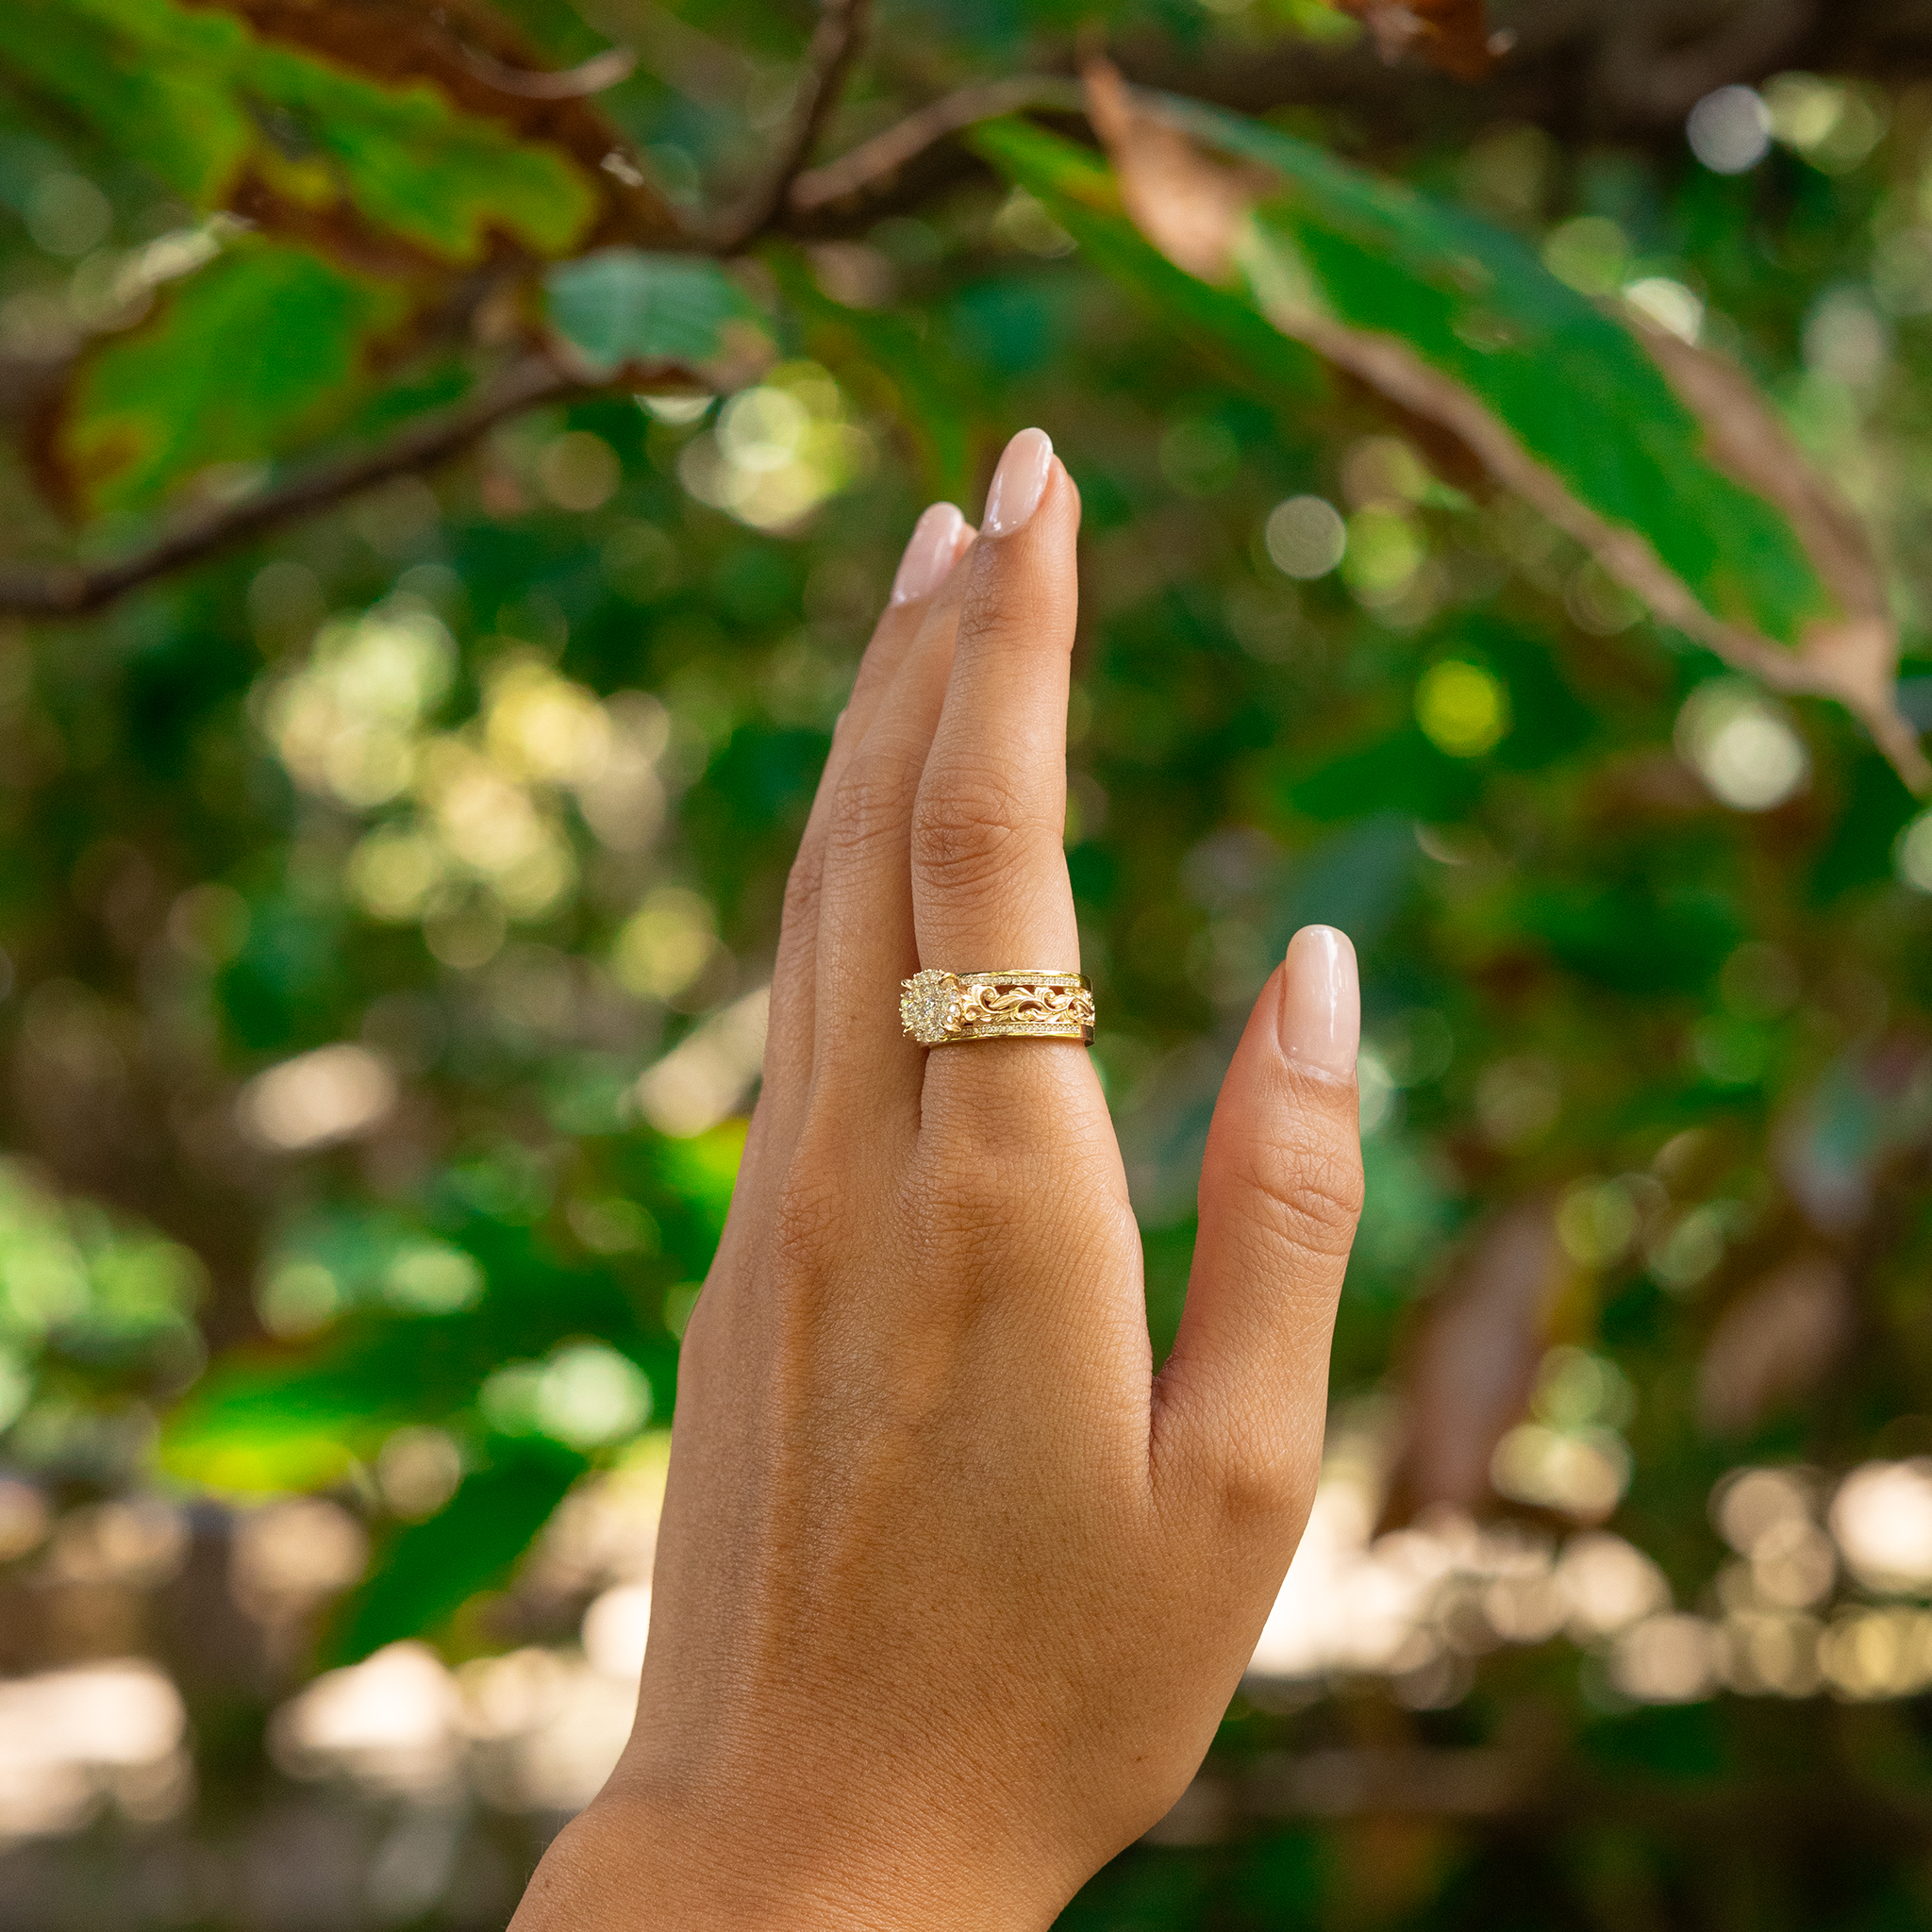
[911,765,1052,896]
[914,1141,1020,1241]
[909,1115,1111,1265]
[1212,1124,1364,1264]
[826,744,923,862]
[1216,1431,1316,1532]
[953,593,1037,668]
[1159,1380,1312,1531]
[1162,1388,1316,1530]
[916,1076,1036,1180]
[908,1117,1044,1250]
[767,1156,846,1288]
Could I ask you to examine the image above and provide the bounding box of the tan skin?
[511,429,1364,1930]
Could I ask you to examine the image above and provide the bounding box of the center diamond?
[900,969,962,1044]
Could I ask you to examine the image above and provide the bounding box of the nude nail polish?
[983,426,1054,537]
[890,502,967,603]
[1279,925,1359,1077]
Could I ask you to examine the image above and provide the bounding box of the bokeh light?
[1415,660,1508,758]
[1687,86,1772,174]
[1674,681,1810,811]
[1263,494,1346,577]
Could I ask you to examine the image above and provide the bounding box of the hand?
[513,428,1364,1930]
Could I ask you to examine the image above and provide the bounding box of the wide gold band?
[899,969,1094,1046]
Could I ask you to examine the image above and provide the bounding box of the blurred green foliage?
[2,0,1932,1925]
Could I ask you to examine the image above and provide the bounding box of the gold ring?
[900,969,1094,1046]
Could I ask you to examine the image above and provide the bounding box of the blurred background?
[3,0,1932,1925]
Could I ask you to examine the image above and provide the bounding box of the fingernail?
[890,502,967,604]
[983,427,1054,537]
[1279,925,1358,1077]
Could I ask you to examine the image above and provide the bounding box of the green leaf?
[52,240,408,517]
[1519,882,1743,994]
[1285,725,1483,824]
[969,122,1324,408]
[974,95,1926,785]
[544,249,761,377]
[1174,102,1816,645]
[0,0,601,261]
[327,1436,587,1664]
[977,111,1817,641]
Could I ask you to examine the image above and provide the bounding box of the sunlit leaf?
[160,1350,388,1495]
[161,1214,675,1498]
[0,0,633,263]
[48,240,408,517]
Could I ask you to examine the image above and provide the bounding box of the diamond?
[900,969,960,1044]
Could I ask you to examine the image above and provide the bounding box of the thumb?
[1152,926,1363,1524]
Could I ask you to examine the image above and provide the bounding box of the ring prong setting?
[901,968,963,1044]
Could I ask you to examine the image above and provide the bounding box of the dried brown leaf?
[1327,0,1494,80]
[1083,61,1265,282]
[1634,325,1885,627]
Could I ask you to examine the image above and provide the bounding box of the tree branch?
[788,74,1085,212]
[0,0,879,624]
[7,0,1907,622]
[0,357,594,620]
[452,42,638,101]
[714,0,874,250]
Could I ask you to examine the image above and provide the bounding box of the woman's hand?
[514,428,1363,1930]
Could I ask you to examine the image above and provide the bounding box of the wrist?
[512,1781,1058,1932]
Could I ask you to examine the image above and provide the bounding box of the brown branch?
[0,357,591,620]
[453,42,638,100]
[0,0,890,625]
[788,74,1085,211]
[2,0,1890,621]
[714,0,874,250]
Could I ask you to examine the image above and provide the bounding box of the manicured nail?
[983,427,1054,537]
[890,502,968,604]
[1279,925,1358,1077]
